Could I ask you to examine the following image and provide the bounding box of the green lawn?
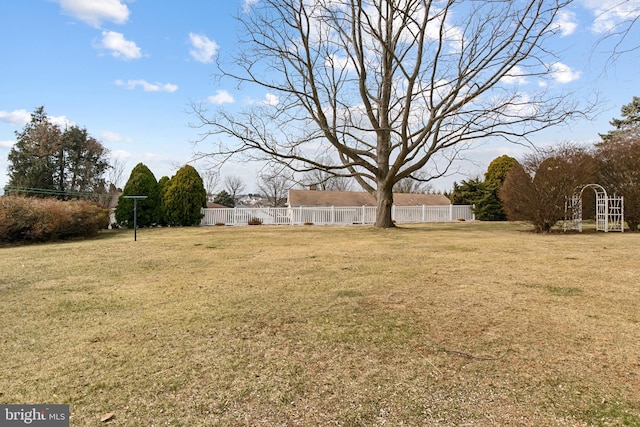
[1,222,639,426]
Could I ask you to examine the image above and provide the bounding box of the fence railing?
[201,205,474,226]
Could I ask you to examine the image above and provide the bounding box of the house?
[206,201,230,209]
[287,189,451,207]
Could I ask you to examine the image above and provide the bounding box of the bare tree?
[393,171,434,193]
[257,169,291,207]
[194,0,588,227]
[223,175,246,202]
[202,169,219,201]
[327,175,354,192]
[102,156,127,208]
[302,156,354,191]
[106,157,127,191]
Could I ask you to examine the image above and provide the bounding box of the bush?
[162,165,207,226]
[213,190,235,208]
[116,163,161,228]
[450,178,506,221]
[0,196,109,243]
[595,130,640,231]
[499,145,596,233]
[248,217,263,225]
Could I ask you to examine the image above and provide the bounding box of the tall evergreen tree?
[115,163,161,227]
[62,126,110,194]
[157,175,171,226]
[7,107,60,194]
[600,96,640,142]
[162,165,207,226]
[7,106,110,198]
[449,178,505,221]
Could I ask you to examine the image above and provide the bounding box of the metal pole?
[123,195,147,241]
[133,199,138,241]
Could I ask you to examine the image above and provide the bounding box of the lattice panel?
[563,184,624,232]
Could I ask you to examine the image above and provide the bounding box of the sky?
[1,0,639,195]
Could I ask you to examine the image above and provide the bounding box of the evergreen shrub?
[116,163,161,228]
[162,165,207,226]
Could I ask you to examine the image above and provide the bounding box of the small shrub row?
[0,196,110,243]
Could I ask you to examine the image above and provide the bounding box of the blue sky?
[1,0,639,194]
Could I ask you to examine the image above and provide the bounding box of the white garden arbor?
[564,184,624,232]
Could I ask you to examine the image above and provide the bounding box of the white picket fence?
[200,205,474,226]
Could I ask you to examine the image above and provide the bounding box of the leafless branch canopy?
[193,0,585,200]
[591,1,640,62]
[224,175,247,200]
[256,168,292,207]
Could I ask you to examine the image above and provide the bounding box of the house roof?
[206,202,230,208]
[287,189,451,207]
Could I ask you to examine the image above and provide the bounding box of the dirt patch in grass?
[1,223,639,426]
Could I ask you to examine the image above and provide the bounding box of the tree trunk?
[374,185,395,228]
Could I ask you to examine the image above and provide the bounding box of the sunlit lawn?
[1,222,639,426]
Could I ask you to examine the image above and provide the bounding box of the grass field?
[1,222,639,426]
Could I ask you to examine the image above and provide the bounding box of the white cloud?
[501,66,529,85]
[262,93,280,106]
[555,10,578,36]
[50,115,74,128]
[581,0,640,33]
[111,149,132,159]
[0,109,31,125]
[56,0,130,28]
[246,92,280,106]
[189,33,219,63]
[243,0,259,13]
[100,130,125,142]
[99,31,142,60]
[499,92,539,118]
[115,79,178,93]
[325,54,357,73]
[549,62,582,83]
[208,90,235,105]
[0,109,72,128]
[0,140,15,148]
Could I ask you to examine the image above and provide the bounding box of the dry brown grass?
[1,222,639,426]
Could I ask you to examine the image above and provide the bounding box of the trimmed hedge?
[162,165,207,226]
[0,196,109,243]
[115,163,160,228]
